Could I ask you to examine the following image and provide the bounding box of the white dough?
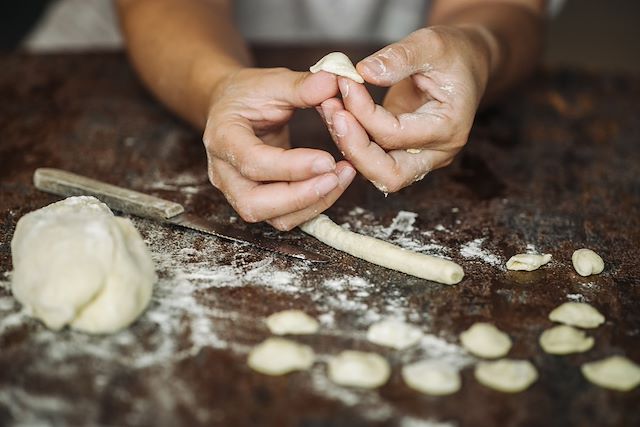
[474,359,538,393]
[265,309,319,335]
[460,322,512,359]
[548,302,605,329]
[506,253,552,271]
[402,360,461,396]
[300,215,464,285]
[539,325,594,354]
[327,350,390,389]
[406,149,423,154]
[366,318,423,350]
[11,196,156,334]
[581,355,640,391]
[309,52,364,83]
[247,337,315,376]
[572,248,605,276]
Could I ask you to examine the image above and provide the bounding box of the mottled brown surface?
[0,49,639,427]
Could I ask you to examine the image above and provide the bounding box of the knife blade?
[33,168,329,263]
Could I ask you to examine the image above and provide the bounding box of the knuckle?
[269,218,295,232]
[234,200,259,223]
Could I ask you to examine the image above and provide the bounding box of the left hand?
[320,26,494,192]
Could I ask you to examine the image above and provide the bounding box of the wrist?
[192,57,244,127]
[457,24,501,100]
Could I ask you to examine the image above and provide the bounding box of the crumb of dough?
[581,355,640,391]
[572,248,605,276]
[247,337,314,376]
[402,360,461,395]
[460,322,512,358]
[474,359,538,393]
[539,325,594,354]
[309,52,364,83]
[328,350,390,389]
[548,302,605,329]
[506,253,552,271]
[406,149,423,154]
[366,318,423,350]
[265,310,319,335]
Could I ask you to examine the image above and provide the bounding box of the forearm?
[117,0,251,128]
[429,0,545,101]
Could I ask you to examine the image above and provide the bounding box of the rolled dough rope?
[300,215,464,285]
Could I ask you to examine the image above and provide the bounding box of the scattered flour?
[459,238,503,268]
[566,293,585,302]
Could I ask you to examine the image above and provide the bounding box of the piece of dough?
[460,322,512,359]
[548,302,605,329]
[406,149,423,154]
[247,337,315,376]
[402,360,461,396]
[265,309,319,335]
[300,215,464,285]
[474,359,538,393]
[309,52,364,83]
[11,196,156,334]
[572,248,605,277]
[539,325,594,354]
[506,253,552,271]
[581,355,640,391]
[328,350,390,389]
[366,318,423,350]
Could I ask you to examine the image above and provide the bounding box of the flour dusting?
[459,237,503,268]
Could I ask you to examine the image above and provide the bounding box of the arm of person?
[117,0,355,230]
[320,0,544,193]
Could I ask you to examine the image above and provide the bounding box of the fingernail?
[361,57,385,77]
[333,113,348,138]
[312,157,335,174]
[338,166,356,184]
[338,78,349,98]
[314,174,339,196]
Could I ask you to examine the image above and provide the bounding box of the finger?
[331,109,447,193]
[318,97,345,142]
[204,120,336,181]
[356,28,441,86]
[212,159,341,223]
[273,69,339,109]
[267,161,356,231]
[339,77,453,150]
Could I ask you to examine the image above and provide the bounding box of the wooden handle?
[33,168,185,220]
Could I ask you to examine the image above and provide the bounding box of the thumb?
[357,29,435,87]
[275,69,339,108]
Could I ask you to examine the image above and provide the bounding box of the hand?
[203,68,356,230]
[321,26,493,193]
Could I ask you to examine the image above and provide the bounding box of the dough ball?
[539,325,594,354]
[402,360,461,396]
[581,355,640,391]
[474,359,538,393]
[548,302,605,329]
[366,318,423,350]
[506,253,552,271]
[309,52,364,83]
[460,322,512,358]
[11,196,156,334]
[265,309,319,335]
[328,350,390,389]
[247,337,315,376]
[572,248,605,277]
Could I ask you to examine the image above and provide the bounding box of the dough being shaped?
[506,253,552,271]
[265,309,319,335]
[402,360,461,396]
[309,52,365,83]
[247,337,314,376]
[11,196,156,334]
[460,322,512,359]
[581,355,640,391]
[548,302,605,329]
[328,350,390,389]
[300,215,464,285]
[366,318,423,350]
[474,359,538,393]
[539,325,594,354]
[572,248,605,277]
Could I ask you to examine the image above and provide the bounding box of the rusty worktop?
[0,48,639,427]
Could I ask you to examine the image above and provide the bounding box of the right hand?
[203,68,356,231]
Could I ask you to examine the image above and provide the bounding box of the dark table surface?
[0,47,639,427]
